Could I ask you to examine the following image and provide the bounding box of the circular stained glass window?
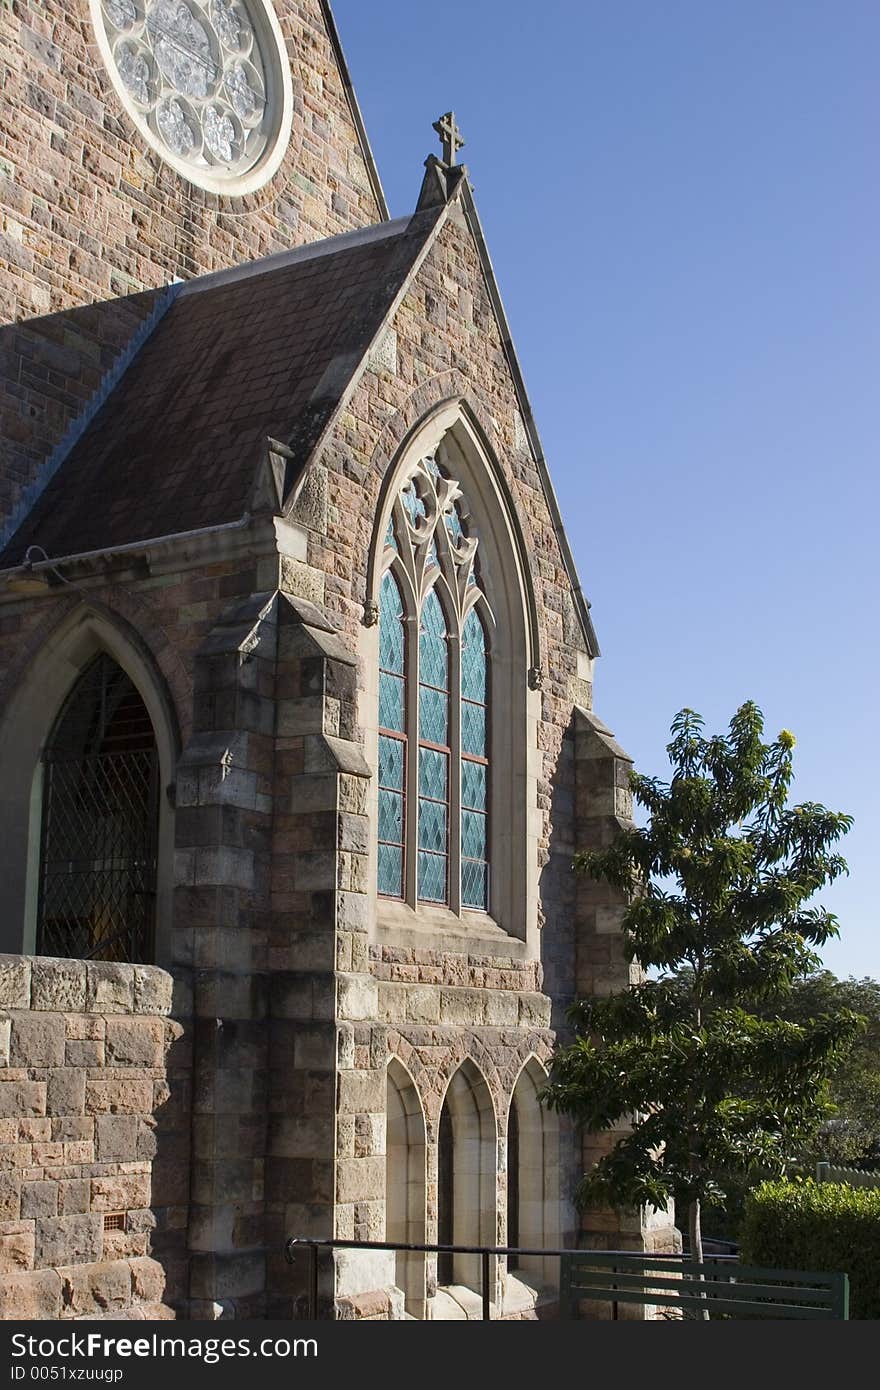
[91,0,293,195]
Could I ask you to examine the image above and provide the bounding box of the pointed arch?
[364,399,539,940]
[386,1058,427,1318]
[438,1060,497,1291]
[0,603,179,961]
[367,398,539,676]
[507,1057,560,1290]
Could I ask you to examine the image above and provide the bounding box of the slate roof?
[0,211,440,565]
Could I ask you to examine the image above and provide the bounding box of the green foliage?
[740,1179,880,1319]
[761,973,880,1165]
[544,702,863,1232]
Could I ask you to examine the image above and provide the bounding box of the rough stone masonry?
[0,955,179,1319]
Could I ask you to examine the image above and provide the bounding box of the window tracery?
[377,456,490,913]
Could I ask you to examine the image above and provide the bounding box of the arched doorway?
[386,1059,427,1318]
[36,653,160,963]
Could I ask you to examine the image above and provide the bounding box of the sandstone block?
[34,1214,102,1269]
[0,1268,61,1319]
[440,988,486,1025]
[58,1259,133,1317]
[21,1182,57,1220]
[95,1114,138,1162]
[0,1174,21,1221]
[485,992,520,1026]
[406,986,441,1024]
[105,1017,165,1067]
[86,962,134,1014]
[85,1078,153,1115]
[337,974,378,1022]
[47,1068,86,1116]
[518,993,552,1028]
[30,959,87,1012]
[130,1256,166,1303]
[9,1013,65,1068]
[0,1084,45,1117]
[0,1225,35,1273]
[57,1179,90,1215]
[90,1173,151,1212]
[0,958,30,1010]
[0,1014,10,1067]
[65,1040,104,1067]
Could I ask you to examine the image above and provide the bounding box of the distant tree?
[543,702,864,1303]
[767,972,880,1166]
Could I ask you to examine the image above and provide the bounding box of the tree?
[765,972,880,1167]
[543,702,864,1293]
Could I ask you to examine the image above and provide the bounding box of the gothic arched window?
[377,455,491,913]
[36,653,160,964]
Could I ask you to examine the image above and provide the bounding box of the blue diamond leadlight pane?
[461,700,486,758]
[379,573,404,675]
[379,672,405,734]
[384,515,397,551]
[379,789,404,845]
[419,685,448,745]
[462,759,487,812]
[423,456,442,478]
[461,809,486,862]
[419,748,447,802]
[378,843,403,898]
[419,798,447,854]
[379,736,405,791]
[461,610,486,703]
[418,851,448,903]
[462,859,488,910]
[419,590,448,691]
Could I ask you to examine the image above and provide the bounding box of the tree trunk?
[688,1198,709,1321]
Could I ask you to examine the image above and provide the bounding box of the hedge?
[740,1179,880,1319]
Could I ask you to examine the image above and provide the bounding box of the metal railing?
[284,1237,737,1321]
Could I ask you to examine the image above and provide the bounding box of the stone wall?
[1,1,384,322]
[0,954,180,1319]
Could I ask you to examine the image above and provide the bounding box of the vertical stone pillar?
[171,594,279,1318]
[263,596,376,1317]
[572,708,679,1263]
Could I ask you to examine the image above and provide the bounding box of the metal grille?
[37,654,159,964]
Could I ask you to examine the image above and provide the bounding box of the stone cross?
[433,111,465,166]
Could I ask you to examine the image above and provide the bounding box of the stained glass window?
[461,610,489,910]
[377,455,491,915]
[378,573,406,898]
[418,591,449,903]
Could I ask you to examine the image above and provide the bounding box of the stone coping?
[0,956,173,1017]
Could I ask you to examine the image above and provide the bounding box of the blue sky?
[332,0,879,979]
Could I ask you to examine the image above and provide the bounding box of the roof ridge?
[0,282,182,559]
[177,217,414,301]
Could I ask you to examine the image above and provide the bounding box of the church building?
[0,1,677,1319]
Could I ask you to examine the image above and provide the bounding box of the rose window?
[92,0,292,194]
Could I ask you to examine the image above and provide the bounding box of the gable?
[1,1,388,321]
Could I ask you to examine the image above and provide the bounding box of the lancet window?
[377,455,491,913]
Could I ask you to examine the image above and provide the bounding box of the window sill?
[376,899,528,958]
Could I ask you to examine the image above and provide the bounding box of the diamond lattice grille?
[37,655,159,964]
